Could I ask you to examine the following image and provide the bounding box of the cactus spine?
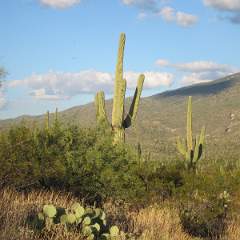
[177,96,205,171]
[95,33,145,143]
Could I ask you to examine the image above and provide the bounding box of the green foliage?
[180,192,229,239]
[175,165,240,238]
[136,160,185,201]
[176,96,205,171]
[0,123,39,187]
[0,118,145,203]
[95,33,144,144]
[32,202,130,239]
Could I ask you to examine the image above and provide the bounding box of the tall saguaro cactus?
[95,33,145,143]
[45,108,59,130]
[176,96,205,171]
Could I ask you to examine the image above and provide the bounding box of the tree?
[0,67,6,78]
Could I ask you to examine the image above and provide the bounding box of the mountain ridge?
[1,72,240,159]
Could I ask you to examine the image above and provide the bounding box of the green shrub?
[0,123,145,204]
[180,192,229,239]
[136,160,185,202]
[0,123,38,187]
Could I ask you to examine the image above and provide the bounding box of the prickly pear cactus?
[32,202,132,239]
[43,204,57,218]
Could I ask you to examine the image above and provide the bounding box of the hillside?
[1,72,240,160]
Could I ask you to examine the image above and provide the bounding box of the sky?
[0,0,240,119]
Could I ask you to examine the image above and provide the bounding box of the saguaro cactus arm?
[176,137,187,156]
[197,127,205,161]
[193,135,200,163]
[123,74,145,128]
[95,91,108,125]
[199,126,205,146]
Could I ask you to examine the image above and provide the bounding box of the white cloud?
[9,70,113,100]
[0,83,8,109]
[176,11,198,27]
[40,0,81,9]
[122,1,198,26]
[159,6,175,21]
[203,0,240,24]
[8,69,173,100]
[173,61,236,73]
[156,60,237,73]
[203,0,240,11]
[30,88,68,100]
[0,93,7,109]
[181,71,226,86]
[158,7,198,27]
[125,71,173,88]
[155,59,170,67]
[122,0,158,10]
[156,59,239,86]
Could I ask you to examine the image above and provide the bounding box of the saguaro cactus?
[176,96,205,171]
[45,110,50,131]
[95,33,145,143]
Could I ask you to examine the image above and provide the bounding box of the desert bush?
[0,123,38,187]
[0,123,145,204]
[179,191,230,239]
[136,160,185,202]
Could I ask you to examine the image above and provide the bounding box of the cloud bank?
[8,70,173,100]
[156,59,239,85]
[159,7,198,27]
[39,0,81,9]
[203,0,240,24]
[121,0,198,27]
[122,0,158,11]
[204,0,240,11]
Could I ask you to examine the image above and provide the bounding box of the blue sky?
[0,0,240,119]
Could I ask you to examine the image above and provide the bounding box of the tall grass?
[1,188,240,240]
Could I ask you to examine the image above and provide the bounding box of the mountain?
[1,72,240,160]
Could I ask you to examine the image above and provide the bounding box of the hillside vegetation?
[1,73,240,160]
[1,93,240,239]
[1,33,240,239]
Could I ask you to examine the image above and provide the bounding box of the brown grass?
[130,204,194,240]
[0,188,81,240]
[221,218,240,240]
[0,188,239,240]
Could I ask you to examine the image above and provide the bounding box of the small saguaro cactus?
[45,108,59,130]
[95,33,145,143]
[176,96,205,171]
[45,110,50,130]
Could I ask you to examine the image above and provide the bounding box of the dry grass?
[0,188,81,240]
[0,188,239,240]
[221,218,240,240]
[130,204,194,240]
